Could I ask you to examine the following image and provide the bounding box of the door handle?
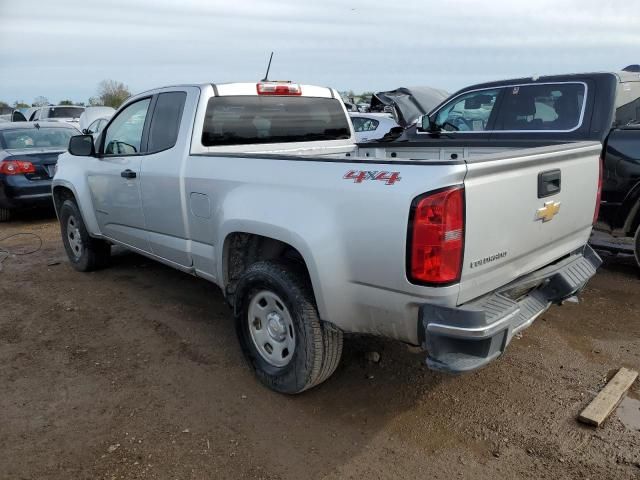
[538,169,561,198]
[121,169,137,179]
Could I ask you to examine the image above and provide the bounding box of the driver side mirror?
[419,114,439,132]
[68,134,96,156]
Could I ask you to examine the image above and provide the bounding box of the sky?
[1,0,640,105]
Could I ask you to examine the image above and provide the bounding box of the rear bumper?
[421,245,602,373]
[0,176,53,209]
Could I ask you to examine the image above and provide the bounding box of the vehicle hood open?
[370,86,449,127]
[79,106,115,131]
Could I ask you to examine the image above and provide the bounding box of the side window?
[103,98,151,155]
[615,82,640,126]
[351,117,380,132]
[435,89,499,132]
[147,91,187,152]
[495,83,586,131]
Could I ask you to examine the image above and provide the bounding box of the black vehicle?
[0,122,79,221]
[362,70,640,267]
[369,86,449,127]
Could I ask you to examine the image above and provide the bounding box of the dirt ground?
[1,209,639,480]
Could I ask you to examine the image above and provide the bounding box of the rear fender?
[216,199,337,323]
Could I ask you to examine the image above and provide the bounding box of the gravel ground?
[1,209,639,480]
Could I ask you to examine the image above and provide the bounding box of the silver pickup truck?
[53,81,602,393]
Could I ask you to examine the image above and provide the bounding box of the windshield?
[46,106,85,119]
[0,127,76,150]
[202,96,351,146]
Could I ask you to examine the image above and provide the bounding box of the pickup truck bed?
[52,81,601,393]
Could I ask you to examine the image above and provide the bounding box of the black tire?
[59,199,110,271]
[635,225,640,270]
[234,260,343,394]
[0,208,10,222]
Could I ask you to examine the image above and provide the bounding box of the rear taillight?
[408,186,465,285]
[256,82,302,96]
[0,160,36,175]
[593,158,603,225]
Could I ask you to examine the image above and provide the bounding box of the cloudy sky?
[1,0,639,105]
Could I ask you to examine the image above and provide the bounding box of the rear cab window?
[0,127,76,150]
[201,96,351,147]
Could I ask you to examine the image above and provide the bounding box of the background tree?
[97,80,131,108]
[33,96,49,107]
[58,99,74,105]
[13,101,30,108]
[0,101,9,109]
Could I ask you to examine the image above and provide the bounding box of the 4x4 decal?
[343,170,401,185]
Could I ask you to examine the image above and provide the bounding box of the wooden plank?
[578,367,638,427]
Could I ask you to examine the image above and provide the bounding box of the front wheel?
[234,261,343,394]
[59,199,110,271]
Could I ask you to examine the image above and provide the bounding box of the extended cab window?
[351,117,379,132]
[201,96,351,146]
[435,89,499,132]
[147,91,187,152]
[495,83,586,131]
[103,98,151,155]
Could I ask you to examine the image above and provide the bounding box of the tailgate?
[458,141,601,305]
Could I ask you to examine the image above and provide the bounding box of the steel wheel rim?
[66,215,83,259]
[248,290,296,367]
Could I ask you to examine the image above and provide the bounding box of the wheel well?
[52,186,76,212]
[223,232,311,302]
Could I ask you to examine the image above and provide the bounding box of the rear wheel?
[59,199,110,271]
[234,261,343,394]
[0,208,10,222]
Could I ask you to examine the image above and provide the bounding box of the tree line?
[0,79,131,110]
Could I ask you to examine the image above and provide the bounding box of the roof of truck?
[135,82,337,99]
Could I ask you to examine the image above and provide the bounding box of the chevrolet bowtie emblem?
[536,201,561,222]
